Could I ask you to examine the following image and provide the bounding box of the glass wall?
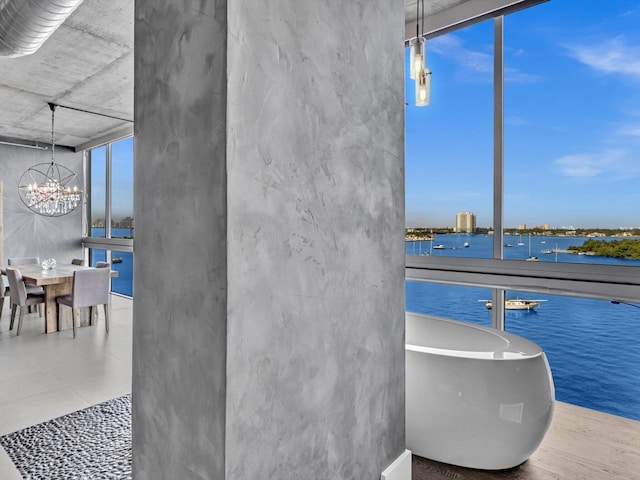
[505,290,640,421]
[111,137,134,239]
[405,0,640,421]
[504,0,640,263]
[405,20,494,259]
[85,136,134,297]
[406,281,493,328]
[90,145,107,238]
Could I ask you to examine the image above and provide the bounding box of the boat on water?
[432,244,446,250]
[463,242,470,247]
[112,257,123,263]
[482,298,546,310]
[524,235,538,261]
[541,249,553,254]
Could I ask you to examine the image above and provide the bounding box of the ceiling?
[0,0,541,150]
[0,0,133,150]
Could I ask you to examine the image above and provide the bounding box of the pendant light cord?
[49,102,56,165]
[416,0,419,39]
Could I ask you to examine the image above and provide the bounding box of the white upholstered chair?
[6,268,45,335]
[3,257,44,318]
[7,257,40,267]
[56,267,111,338]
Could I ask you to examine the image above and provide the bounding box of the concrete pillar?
[133,1,405,478]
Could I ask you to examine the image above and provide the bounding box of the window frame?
[405,15,640,329]
[83,136,134,255]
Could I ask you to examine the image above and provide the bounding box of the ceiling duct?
[0,0,85,57]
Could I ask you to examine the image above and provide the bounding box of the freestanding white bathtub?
[406,312,554,470]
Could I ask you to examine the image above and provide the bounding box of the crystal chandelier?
[18,103,83,217]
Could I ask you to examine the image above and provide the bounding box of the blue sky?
[406,0,640,229]
[91,136,134,221]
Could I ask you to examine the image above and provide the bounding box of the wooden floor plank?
[411,401,640,480]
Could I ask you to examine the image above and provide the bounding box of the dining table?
[2,263,116,333]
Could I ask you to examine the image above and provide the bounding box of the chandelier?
[18,103,83,217]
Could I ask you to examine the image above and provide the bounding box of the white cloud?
[429,34,538,83]
[505,67,543,84]
[565,36,640,77]
[618,125,640,136]
[428,35,492,75]
[555,154,603,178]
[505,116,530,126]
[554,149,640,180]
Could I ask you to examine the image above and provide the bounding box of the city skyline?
[406,0,640,229]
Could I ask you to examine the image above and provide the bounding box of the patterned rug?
[0,395,132,480]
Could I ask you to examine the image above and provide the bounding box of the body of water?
[90,228,133,297]
[406,234,640,421]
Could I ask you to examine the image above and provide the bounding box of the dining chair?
[71,258,85,266]
[7,257,40,266]
[4,257,44,316]
[0,275,9,319]
[56,267,111,338]
[94,262,111,324]
[6,268,45,336]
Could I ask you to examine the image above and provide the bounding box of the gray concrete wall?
[133,0,405,478]
[225,0,405,478]
[0,143,83,265]
[132,1,228,479]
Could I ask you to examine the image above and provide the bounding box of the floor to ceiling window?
[85,136,134,297]
[405,0,640,421]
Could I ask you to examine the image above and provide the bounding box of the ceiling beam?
[74,125,133,152]
[405,0,549,41]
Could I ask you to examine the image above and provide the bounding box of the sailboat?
[526,234,539,261]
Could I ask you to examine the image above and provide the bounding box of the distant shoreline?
[405,230,640,242]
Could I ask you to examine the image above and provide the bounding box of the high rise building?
[456,211,476,233]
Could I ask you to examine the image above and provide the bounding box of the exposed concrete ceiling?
[0,0,544,150]
[0,0,133,149]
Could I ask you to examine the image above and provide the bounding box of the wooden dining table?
[2,263,116,333]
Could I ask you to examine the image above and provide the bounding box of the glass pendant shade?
[415,66,431,107]
[409,36,425,80]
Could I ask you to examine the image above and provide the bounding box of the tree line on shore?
[405,227,640,240]
[568,239,640,260]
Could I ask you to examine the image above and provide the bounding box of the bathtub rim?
[406,311,546,361]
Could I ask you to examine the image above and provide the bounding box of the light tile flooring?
[0,295,132,480]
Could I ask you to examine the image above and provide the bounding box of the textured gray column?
[132,1,228,478]
[225,1,405,478]
[133,0,405,478]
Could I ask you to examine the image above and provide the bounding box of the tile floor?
[0,295,132,479]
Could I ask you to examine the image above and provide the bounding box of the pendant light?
[411,0,431,107]
[18,103,83,217]
[409,0,425,80]
[415,64,432,107]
